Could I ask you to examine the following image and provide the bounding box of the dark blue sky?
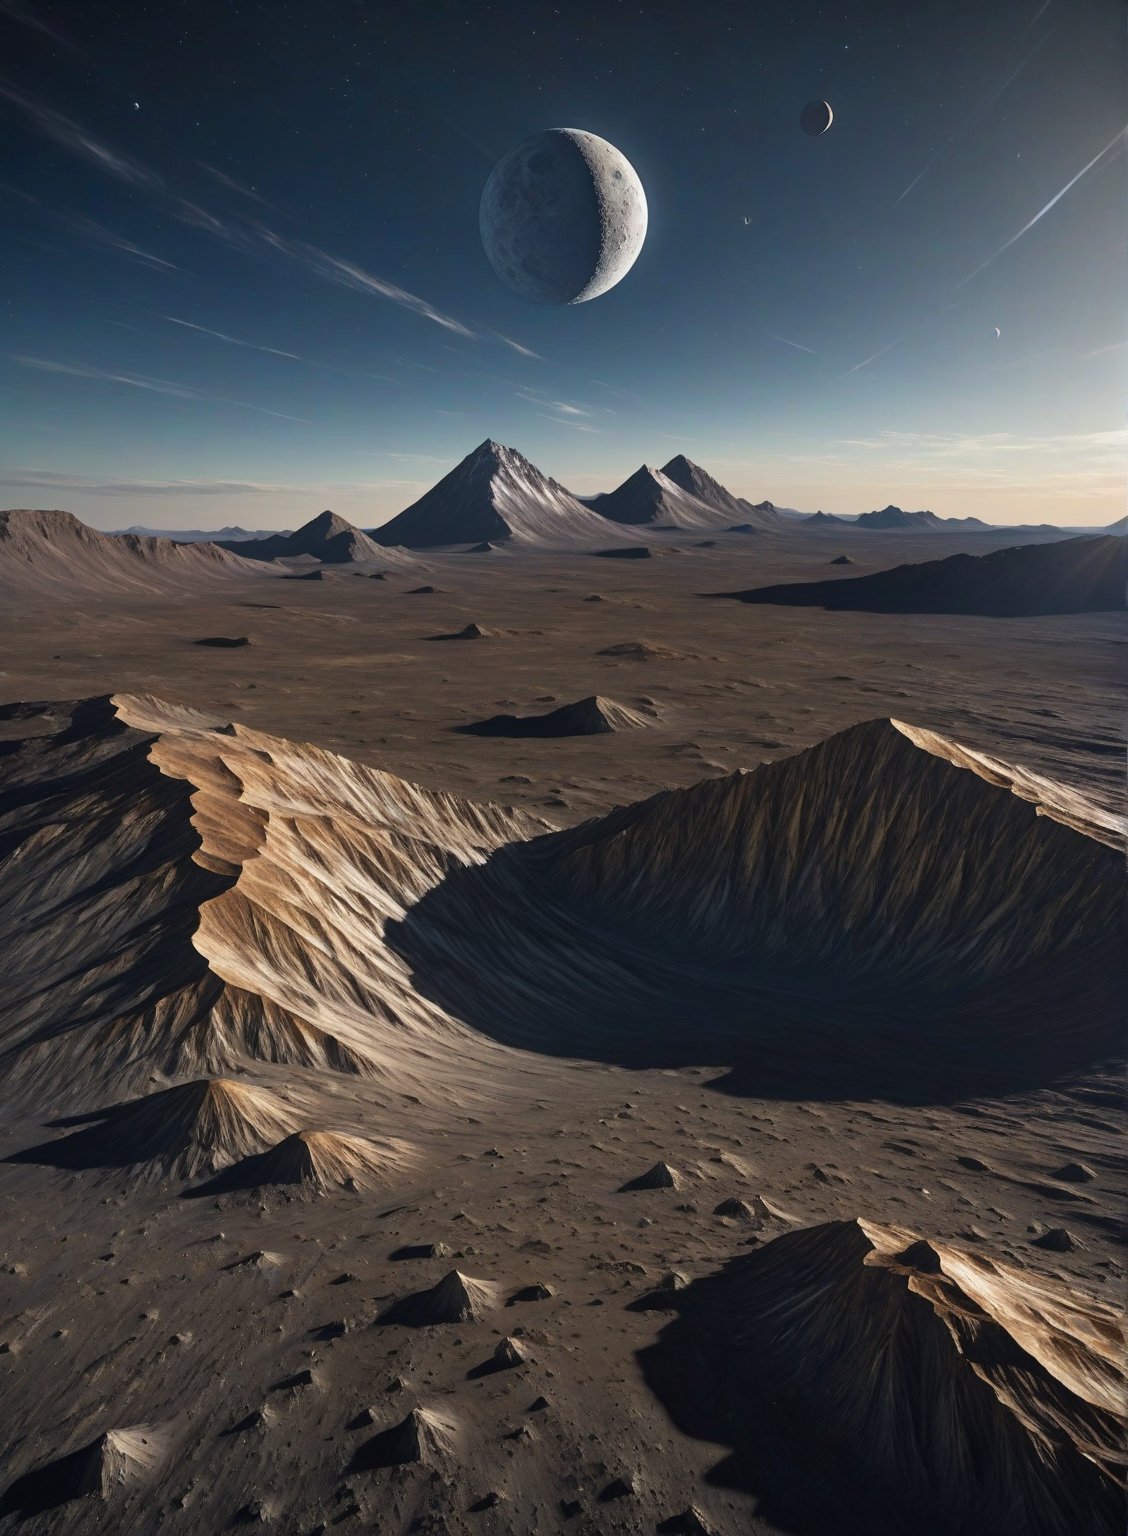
[1,0,1123,527]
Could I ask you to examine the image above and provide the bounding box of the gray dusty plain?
[0,524,1124,1536]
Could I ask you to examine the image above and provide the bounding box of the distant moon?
[480,128,648,305]
[800,100,834,136]
[993,326,1002,338]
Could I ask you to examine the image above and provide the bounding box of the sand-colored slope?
[387,717,1123,1095]
[1,698,1121,1121]
[0,693,540,1110]
[183,1127,416,1194]
[641,1217,1125,1535]
[0,509,274,597]
[8,1077,303,1178]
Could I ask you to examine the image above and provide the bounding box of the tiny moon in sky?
[800,99,833,136]
[480,128,648,305]
[994,326,1002,338]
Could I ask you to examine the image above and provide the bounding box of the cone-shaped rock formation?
[374,441,616,547]
[350,1406,461,1470]
[378,1269,500,1327]
[8,1078,300,1178]
[640,1218,1125,1535]
[182,1128,415,1195]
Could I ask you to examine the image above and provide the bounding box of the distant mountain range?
[83,443,1112,547]
[113,524,293,543]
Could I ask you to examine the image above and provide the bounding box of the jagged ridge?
[640,1217,1125,1535]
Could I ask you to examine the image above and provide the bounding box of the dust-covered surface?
[0,524,1124,1535]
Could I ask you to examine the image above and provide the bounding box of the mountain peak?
[658,456,784,530]
[374,440,617,548]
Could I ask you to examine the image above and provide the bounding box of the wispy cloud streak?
[774,336,817,354]
[841,337,903,377]
[0,82,160,188]
[892,29,1056,207]
[198,163,270,205]
[11,354,311,421]
[959,128,1128,285]
[158,315,301,359]
[1,84,479,339]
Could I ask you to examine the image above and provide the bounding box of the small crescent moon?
[993,326,1001,339]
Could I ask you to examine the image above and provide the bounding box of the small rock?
[1032,1227,1078,1253]
[507,1282,554,1305]
[1052,1162,1096,1183]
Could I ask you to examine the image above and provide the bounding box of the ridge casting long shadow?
[382,828,1123,1106]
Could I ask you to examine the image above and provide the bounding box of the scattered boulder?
[1053,1163,1096,1184]
[829,555,854,566]
[1032,1227,1078,1253]
[620,1162,679,1192]
[658,1509,717,1534]
[469,1336,527,1378]
[428,622,496,641]
[389,1243,450,1261]
[629,1272,690,1313]
[597,639,686,661]
[507,1282,554,1305]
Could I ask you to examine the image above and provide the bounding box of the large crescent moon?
[479,128,648,305]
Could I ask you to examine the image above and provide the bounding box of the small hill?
[804,510,847,526]
[8,1078,302,1178]
[427,622,497,641]
[586,464,731,530]
[379,1270,500,1327]
[183,1129,415,1196]
[351,1407,461,1470]
[460,695,653,738]
[712,534,1125,616]
[0,509,270,597]
[221,509,409,565]
[659,456,785,530]
[641,1218,1125,1535]
[373,440,616,547]
[0,1425,169,1516]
